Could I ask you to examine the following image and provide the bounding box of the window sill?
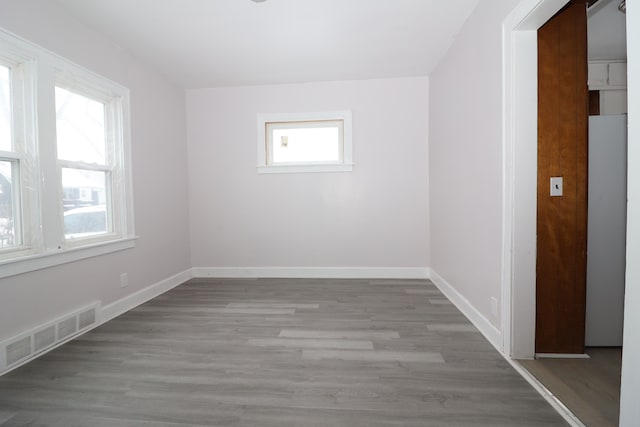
[0,237,137,280]
[257,163,354,174]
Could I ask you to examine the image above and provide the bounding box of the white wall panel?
[428,0,518,330]
[186,77,429,269]
[620,1,640,424]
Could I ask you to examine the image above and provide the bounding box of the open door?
[536,0,589,354]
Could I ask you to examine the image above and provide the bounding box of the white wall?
[620,0,640,424]
[431,0,639,422]
[0,0,191,341]
[429,0,517,330]
[587,0,627,61]
[186,78,429,273]
[585,115,627,346]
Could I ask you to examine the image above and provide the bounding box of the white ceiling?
[53,0,480,89]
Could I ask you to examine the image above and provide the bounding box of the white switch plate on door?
[550,177,563,197]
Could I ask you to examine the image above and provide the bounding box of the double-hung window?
[0,62,18,249]
[0,52,31,254]
[0,28,134,277]
[55,83,123,242]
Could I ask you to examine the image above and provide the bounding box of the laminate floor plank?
[302,349,446,363]
[279,329,401,339]
[405,289,443,295]
[0,278,567,426]
[426,324,478,332]
[226,303,320,309]
[247,338,374,350]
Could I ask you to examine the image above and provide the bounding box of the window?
[0,56,29,253]
[0,64,11,151]
[1,64,17,248]
[257,111,353,173]
[55,85,114,242]
[0,28,134,277]
[0,159,19,248]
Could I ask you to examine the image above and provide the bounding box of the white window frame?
[257,111,353,174]
[54,75,127,248]
[0,28,135,279]
[0,45,37,259]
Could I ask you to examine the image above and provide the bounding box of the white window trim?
[53,72,129,248]
[257,110,353,174]
[0,39,39,259]
[0,27,135,278]
[0,237,137,280]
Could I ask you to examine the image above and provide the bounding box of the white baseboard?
[100,269,192,323]
[191,267,430,279]
[429,269,502,351]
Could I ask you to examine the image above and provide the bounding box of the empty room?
[0,0,638,426]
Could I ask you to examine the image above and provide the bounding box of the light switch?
[550,177,563,197]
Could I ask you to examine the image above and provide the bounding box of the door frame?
[502,1,639,423]
[501,0,569,358]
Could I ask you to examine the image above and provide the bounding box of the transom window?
[257,111,352,173]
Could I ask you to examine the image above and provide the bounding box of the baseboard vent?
[33,326,55,353]
[5,336,31,367]
[0,302,100,374]
[78,308,95,329]
[57,316,77,340]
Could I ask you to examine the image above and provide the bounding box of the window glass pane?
[0,66,11,152]
[55,87,106,164]
[270,124,340,164]
[0,160,17,247]
[62,168,108,239]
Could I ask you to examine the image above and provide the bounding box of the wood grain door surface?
[536,0,589,354]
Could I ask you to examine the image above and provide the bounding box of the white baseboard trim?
[429,269,502,351]
[100,269,192,323]
[191,267,430,279]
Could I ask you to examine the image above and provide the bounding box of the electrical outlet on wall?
[490,297,498,317]
[120,273,128,288]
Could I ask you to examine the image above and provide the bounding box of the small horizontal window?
[268,120,343,165]
[257,111,352,174]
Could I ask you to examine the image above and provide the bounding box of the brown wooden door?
[536,0,589,354]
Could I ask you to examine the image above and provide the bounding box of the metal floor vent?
[33,326,56,353]
[1,303,100,374]
[6,337,31,367]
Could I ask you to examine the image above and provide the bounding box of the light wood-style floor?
[0,278,567,426]
[519,347,622,427]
